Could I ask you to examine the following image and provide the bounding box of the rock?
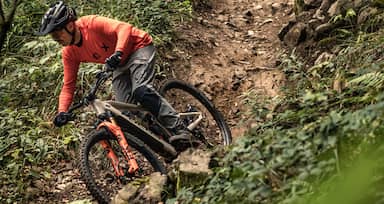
[234,68,247,80]
[278,20,296,41]
[314,52,335,65]
[308,18,321,28]
[244,10,253,17]
[328,1,342,17]
[117,184,140,201]
[271,3,281,14]
[310,0,331,21]
[247,30,255,37]
[357,6,378,25]
[165,54,177,60]
[26,187,40,197]
[271,3,281,10]
[372,0,384,8]
[140,172,167,201]
[319,0,332,11]
[313,8,326,21]
[304,0,322,7]
[315,22,334,36]
[283,22,308,47]
[111,172,167,204]
[111,195,127,204]
[255,5,263,10]
[261,19,273,26]
[354,0,364,8]
[328,0,354,17]
[217,14,227,22]
[170,149,213,191]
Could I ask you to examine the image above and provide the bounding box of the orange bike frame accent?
[97,120,139,175]
[99,140,125,177]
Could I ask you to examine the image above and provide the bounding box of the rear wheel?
[159,79,232,149]
[79,128,166,204]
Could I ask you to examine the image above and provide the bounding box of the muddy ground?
[39,0,294,202]
[169,0,292,138]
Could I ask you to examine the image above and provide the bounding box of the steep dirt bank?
[168,0,293,138]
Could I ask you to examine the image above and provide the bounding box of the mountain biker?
[36,1,189,139]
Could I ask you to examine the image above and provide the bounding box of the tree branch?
[0,0,21,50]
[6,0,20,22]
[0,1,5,24]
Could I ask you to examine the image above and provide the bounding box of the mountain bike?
[65,70,232,203]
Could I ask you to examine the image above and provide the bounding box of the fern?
[347,72,384,88]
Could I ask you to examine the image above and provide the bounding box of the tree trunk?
[0,0,20,52]
[0,22,11,53]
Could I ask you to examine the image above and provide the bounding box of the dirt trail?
[170,0,293,138]
[43,0,294,203]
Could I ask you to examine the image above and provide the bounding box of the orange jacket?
[58,15,152,112]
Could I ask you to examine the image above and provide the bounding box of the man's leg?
[112,45,179,129]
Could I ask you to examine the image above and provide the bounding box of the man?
[36,1,188,139]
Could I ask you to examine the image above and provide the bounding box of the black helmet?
[36,1,76,35]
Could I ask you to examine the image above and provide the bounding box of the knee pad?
[133,85,161,117]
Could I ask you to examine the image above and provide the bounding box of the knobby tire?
[79,128,166,204]
[159,79,232,146]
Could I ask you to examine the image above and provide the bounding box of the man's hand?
[105,51,123,71]
[53,112,72,127]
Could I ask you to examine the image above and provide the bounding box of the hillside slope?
[168,0,293,138]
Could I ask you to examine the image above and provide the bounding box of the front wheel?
[159,79,232,148]
[79,128,166,204]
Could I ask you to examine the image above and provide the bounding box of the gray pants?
[112,45,179,129]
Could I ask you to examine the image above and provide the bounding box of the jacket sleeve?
[58,49,80,112]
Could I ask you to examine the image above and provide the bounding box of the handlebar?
[67,70,113,114]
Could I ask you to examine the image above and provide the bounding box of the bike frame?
[70,71,205,178]
[89,98,204,176]
[90,98,179,158]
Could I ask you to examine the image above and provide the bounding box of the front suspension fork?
[97,119,139,177]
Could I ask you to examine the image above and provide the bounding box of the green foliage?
[75,0,192,45]
[122,0,192,44]
[2,0,192,53]
[316,2,384,44]
[330,8,356,26]
[68,199,93,204]
[0,108,81,203]
[295,146,384,204]
[2,1,47,53]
